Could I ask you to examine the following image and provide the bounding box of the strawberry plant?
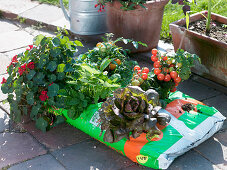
[1,32,83,132]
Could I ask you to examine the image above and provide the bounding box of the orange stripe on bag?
[124,133,149,162]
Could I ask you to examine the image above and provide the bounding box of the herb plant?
[58,63,120,120]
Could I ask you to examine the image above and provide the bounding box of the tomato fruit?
[170,71,178,79]
[175,82,179,87]
[134,65,141,71]
[114,59,121,65]
[137,70,141,74]
[141,73,148,80]
[131,80,140,86]
[167,59,172,65]
[157,73,165,81]
[153,61,161,68]
[154,68,161,75]
[96,42,103,48]
[164,74,171,82]
[177,63,182,68]
[169,64,175,67]
[151,55,158,62]
[152,49,158,55]
[109,63,116,70]
[142,67,149,74]
[170,87,177,92]
[169,67,174,72]
[163,56,168,61]
[174,77,182,83]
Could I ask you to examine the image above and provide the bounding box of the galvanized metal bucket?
[60,0,107,35]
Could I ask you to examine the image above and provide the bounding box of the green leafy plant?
[99,86,171,143]
[77,33,144,87]
[1,32,83,132]
[57,63,120,119]
[139,49,200,100]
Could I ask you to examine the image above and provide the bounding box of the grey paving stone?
[177,79,221,101]
[24,27,55,37]
[122,163,153,170]
[4,47,27,59]
[20,4,64,24]
[51,139,132,170]
[0,109,9,133]
[0,53,12,74]
[0,19,19,33]
[8,154,65,170]
[0,30,33,52]
[0,0,39,14]
[167,150,219,170]
[23,122,91,150]
[0,132,47,169]
[194,131,227,170]
[51,17,70,30]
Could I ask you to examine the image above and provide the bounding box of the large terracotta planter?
[106,0,169,53]
[170,11,227,86]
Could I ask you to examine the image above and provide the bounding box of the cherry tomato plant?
[131,66,149,86]
[141,49,200,100]
[77,33,146,87]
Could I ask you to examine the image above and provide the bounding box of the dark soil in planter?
[187,19,227,44]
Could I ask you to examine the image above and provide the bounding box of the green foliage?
[61,63,120,120]
[1,32,82,131]
[77,33,140,87]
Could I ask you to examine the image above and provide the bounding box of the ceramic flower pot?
[106,0,169,53]
[169,11,227,86]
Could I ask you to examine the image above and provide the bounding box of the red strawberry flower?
[39,91,49,101]
[1,77,7,84]
[21,63,27,71]
[12,55,18,63]
[27,62,35,69]
[18,67,23,75]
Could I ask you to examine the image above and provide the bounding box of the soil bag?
[61,91,226,169]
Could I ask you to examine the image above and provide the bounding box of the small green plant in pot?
[1,32,83,132]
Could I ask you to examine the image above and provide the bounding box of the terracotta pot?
[170,11,227,87]
[106,0,169,53]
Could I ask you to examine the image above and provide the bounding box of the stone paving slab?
[0,53,12,74]
[0,109,9,133]
[20,4,65,24]
[0,30,33,53]
[177,79,221,101]
[194,131,227,170]
[23,122,91,151]
[0,0,39,14]
[8,154,65,170]
[0,19,19,33]
[51,139,133,170]
[0,132,47,169]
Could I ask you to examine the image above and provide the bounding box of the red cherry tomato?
[175,82,179,87]
[157,73,165,81]
[169,64,175,67]
[151,55,158,62]
[163,56,168,61]
[153,61,161,68]
[142,67,149,74]
[152,49,158,55]
[137,70,141,74]
[170,71,178,79]
[164,74,171,82]
[171,87,177,92]
[134,65,141,71]
[141,73,148,80]
[154,68,161,75]
[174,77,182,83]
